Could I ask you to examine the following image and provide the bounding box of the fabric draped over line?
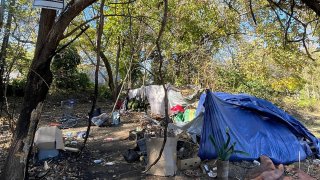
[128,85,188,116]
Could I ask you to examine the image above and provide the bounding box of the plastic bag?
[174,112,184,122]
[91,113,108,126]
[123,149,140,163]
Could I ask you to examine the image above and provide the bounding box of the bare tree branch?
[284,0,295,46]
[53,25,90,59]
[63,17,97,39]
[301,26,315,60]
[11,34,35,44]
[109,0,136,5]
[268,0,305,26]
[249,0,257,25]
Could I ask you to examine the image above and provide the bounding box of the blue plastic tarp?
[198,90,320,164]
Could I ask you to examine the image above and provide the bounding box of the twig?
[30,69,50,89]
[54,25,89,57]
[109,0,136,5]
[301,26,315,60]
[284,0,295,46]
[249,0,257,25]
[267,0,305,25]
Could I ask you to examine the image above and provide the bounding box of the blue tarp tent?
[198,90,320,164]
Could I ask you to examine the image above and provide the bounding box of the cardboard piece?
[34,126,65,150]
[146,137,177,176]
[177,157,201,170]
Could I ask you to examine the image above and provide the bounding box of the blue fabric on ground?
[198,90,320,164]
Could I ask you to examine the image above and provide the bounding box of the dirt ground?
[1,97,320,179]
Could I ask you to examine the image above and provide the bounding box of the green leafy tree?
[51,46,90,91]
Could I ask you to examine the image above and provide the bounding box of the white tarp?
[33,0,64,10]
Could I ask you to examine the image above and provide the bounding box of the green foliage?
[11,78,26,89]
[209,128,249,161]
[51,46,90,91]
[296,99,319,112]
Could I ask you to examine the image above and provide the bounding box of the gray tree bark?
[2,0,97,179]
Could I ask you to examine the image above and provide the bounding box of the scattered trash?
[104,137,120,141]
[129,129,144,141]
[136,138,147,155]
[184,169,201,177]
[91,113,109,126]
[92,108,102,117]
[77,131,87,139]
[44,161,50,170]
[313,159,320,165]
[177,157,201,170]
[253,160,261,166]
[105,162,115,166]
[34,126,65,161]
[93,159,103,164]
[207,170,217,178]
[123,149,140,163]
[61,99,76,118]
[112,111,120,126]
[34,126,65,150]
[105,137,114,141]
[49,122,62,127]
[203,164,210,172]
[36,170,49,179]
[65,132,73,138]
[64,147,80,152]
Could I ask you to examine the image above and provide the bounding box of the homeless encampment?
[128,85,200,116]
[197,90,320,164]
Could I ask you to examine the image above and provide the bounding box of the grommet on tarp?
[33,0,65,11]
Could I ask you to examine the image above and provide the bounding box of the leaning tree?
[2,0,320,179]
[1,0,97,179]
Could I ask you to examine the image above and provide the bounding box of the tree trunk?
[2,0,97,178]
[83,32,117,100]
[0,0,15,109]
[1,9,56,180]
[0,0,4,29]
[4,103,43,179]
[114,36,121,98]
[100,51,116,99]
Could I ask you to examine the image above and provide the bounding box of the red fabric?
[115,100,123,109]
[170,105,184,113]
